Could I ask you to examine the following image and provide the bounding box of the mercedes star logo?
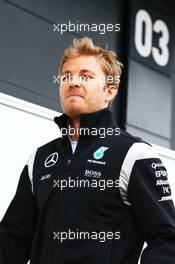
[44,152,59,168]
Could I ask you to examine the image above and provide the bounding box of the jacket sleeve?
[125,142,175,263]
[0,150,38,264]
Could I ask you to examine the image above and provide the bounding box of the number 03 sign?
[134,9,170,67]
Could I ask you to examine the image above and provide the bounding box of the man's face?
[59,55,116,117]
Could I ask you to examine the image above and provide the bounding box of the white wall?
[0,93,61,219]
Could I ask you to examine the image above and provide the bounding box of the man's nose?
[68,75,81,88]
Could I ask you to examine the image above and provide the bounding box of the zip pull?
[67,159,71,168]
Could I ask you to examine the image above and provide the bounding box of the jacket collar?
[54,107,118,138]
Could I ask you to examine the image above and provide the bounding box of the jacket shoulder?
[37,137,62,153]
[115,128,151,149]
[119,129,149,145]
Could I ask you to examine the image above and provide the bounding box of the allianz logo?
[84,169,101,179]
[41,174,51,181]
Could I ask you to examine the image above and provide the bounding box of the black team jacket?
[0,107,175,264]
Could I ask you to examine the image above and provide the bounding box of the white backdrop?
[0,93,61,218]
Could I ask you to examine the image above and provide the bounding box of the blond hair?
[59,37,123,106]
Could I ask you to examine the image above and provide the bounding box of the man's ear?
[105,85,118,103]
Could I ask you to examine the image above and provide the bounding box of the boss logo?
[84,169,101,178]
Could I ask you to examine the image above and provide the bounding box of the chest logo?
[41,174,51,181]
[93,146,109,160]
[44,152,58,167]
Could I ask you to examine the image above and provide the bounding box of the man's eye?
[81,75,93,80]
[61,75,72,82]
[61,76,67,81]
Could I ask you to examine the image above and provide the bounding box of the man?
[0,37,175,264]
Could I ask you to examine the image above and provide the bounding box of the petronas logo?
[93,146,109,160]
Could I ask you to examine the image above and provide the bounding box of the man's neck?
[68,117,80,141]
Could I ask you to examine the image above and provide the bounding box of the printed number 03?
[135,9,169,67]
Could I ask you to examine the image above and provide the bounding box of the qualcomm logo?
[93,146,109,160]
[44,152,58,167]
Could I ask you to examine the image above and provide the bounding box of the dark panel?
[127,59,172,139]
[129,0,175,76]
[0,80,60,111]
[0,2,75,105]
[143,0,175,74]
[5,0,123,51]
[1,0,124,115]
[147,0,175,16]
[170,73,175,150]
[0,2,85,112]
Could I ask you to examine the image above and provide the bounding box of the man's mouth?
[66,93,84,98]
